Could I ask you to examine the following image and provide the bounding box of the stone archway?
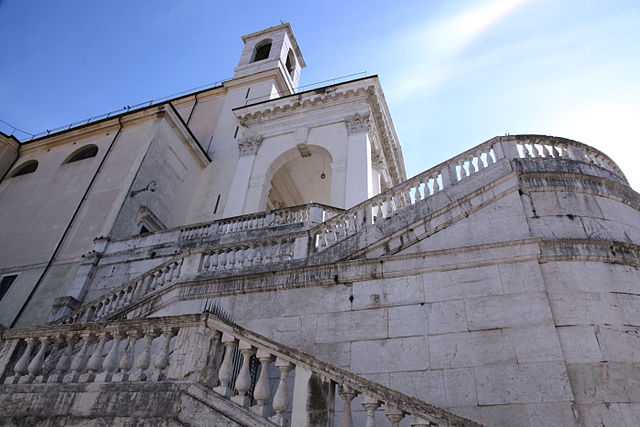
[263,145,333,210]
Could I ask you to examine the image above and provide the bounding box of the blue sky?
[1,0,639,187]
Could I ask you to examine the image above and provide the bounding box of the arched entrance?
[264,145,332,210]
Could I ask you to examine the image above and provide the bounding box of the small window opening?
[65,145,98,163]
[213,194,221,214]
[10,160,38,177]
[234,126,239,139]
[253,40,272,62]
[285,49,296,77]
[139,225,150,235]
[0,274,17,302]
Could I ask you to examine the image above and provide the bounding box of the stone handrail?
[179,202,343,243]
[0,313,481,426]
[310,134,627,253]
[57,257,185,325]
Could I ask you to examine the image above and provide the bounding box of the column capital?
[238,135,263,156]
[346,113,371,135]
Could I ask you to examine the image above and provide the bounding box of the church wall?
[2,119,162,327]
[109,119,206,239]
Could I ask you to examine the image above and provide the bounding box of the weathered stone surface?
[351,336,428,373]
[475,362,573,405]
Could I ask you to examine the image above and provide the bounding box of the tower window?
[10,160,38,177]
[64,144,98,164]
[252,39,272,62]
[285,49,296,77]
[0,274,17,302]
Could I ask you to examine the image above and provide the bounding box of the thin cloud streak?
[388,0,533,100]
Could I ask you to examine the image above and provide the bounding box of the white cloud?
[388,0,533,100]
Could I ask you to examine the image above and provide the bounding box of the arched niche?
[261,145,333,210]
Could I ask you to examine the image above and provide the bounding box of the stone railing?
[179,203,343,244]
[0,313,480,426]
[0,314,204,387]
[58,258,184,325]
[56,233,309,325]
[199,236,298,274]
[311,134,626,253]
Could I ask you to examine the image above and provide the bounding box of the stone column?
[224,135,263,217]
[344,113,374,208]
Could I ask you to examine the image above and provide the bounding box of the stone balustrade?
[199,236,296,274]
[179,203,343,244]
[311,134,626,253]
[200,315,479,427]
[0,315,200,387]
[0,313,480,426]
[59,258,184,325]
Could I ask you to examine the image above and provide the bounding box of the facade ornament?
[372,150,385,170]
[346,113,371,135]
[238,135,263,156]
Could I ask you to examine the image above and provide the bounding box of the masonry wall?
[143,162,640,427]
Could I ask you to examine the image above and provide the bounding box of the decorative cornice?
[345,113,371,135]
[238,135,263,156]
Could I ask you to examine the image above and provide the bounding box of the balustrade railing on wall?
[179,203,343,244]
[59,258,184,325]
[55,135,627,328]
[0,313,480,427]
[199,237,296,273]
[311,134,627,253]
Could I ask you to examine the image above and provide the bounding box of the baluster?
[209,251,219,271]
[254,244,264,265]
[82,331,108,382]
[202,252,211,271]
[114,329,136,382]
[362,395,381,427]
[64,333,92,383]
[232,341,256,406]
[226,249,236,270]
[253,349,273,416]
[263,243,273,264]
[130,329,154,381]
[152,328,174,381]
[98,330,120,382]
[339,384,357,427]
[26,336,51,383]
[272,241,282,263]
[234,247,245,269]
[243,246,254,267]
[384,404,405,427]
[48,334,74,383]
[214,333,237,397]
[5,338,35,384]
[218,250,227,270]
[271,358,292,426]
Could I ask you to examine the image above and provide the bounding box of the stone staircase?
[0,313,480,426]
[52,134,627,327]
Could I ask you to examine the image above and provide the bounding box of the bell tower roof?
[234,23,306,91]
[241,23,305,67]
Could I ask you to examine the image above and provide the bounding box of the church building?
[0,23,639,427]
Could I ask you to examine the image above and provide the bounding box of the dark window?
[285,49,295,77]
[10,160,38,177]
[0,275,17,302]
[213,194,221,214]
[65,145,98,163]
[253,40,272,62]
[139,225,150,235]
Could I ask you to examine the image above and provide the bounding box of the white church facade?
[0,23,639,427]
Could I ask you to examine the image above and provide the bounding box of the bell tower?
[234,23,306,93]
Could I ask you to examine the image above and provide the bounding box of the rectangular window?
[0,274,17,302]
